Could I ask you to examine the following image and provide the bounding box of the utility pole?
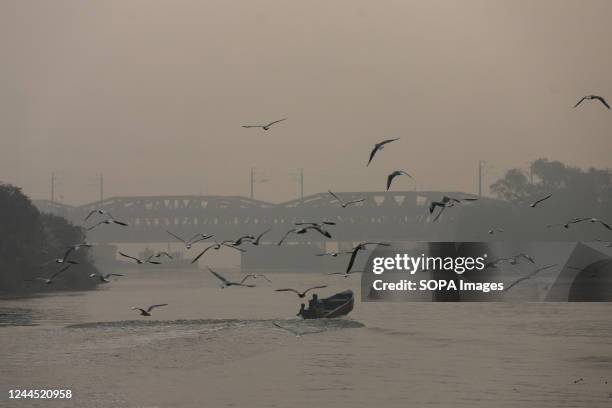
[99,174,104,202]
[300,168,304,200]
[250,167,254,199]
[51,173,55,202]
[478,161,484,197]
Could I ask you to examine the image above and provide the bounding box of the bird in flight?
[132,304,168,316]
[488,228,504,235]
[190,242,246,264]
[485,253,535,268]
[224,235,257,247]
[119,252,162,265]
[247,229,271,246]
[275,285,328,298]
[596,239,612,248]
[503,264,557,292]
[367,138,400,166]
[386,170,413,191]
[166,231,213,249]
[574,95,610,110]
[89,273,124,283]
[64,242,94,256]
[152,251,173,260]
[86,214,128,231]
[429,195,478,222]
[242,273,272,283]
[28,264,74,284]
[316,251,351,257]
[242,118,286,130]
[84,209,106,221]
[295,221,336,227]
[208,267,256,288]
[345,242,390,274]
[328,190,365,208]
[548,217,611,231]
[278,225,332,246]
[529,194,552,208]
[327,269,364,278]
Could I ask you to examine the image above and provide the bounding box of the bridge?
[33,191,488,244]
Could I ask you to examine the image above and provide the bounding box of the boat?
[298,290,354,319]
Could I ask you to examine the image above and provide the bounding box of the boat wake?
[65,318,364,333]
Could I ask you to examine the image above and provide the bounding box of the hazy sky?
[1,0,611,204]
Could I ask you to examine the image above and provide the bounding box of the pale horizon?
[2,0,612,204]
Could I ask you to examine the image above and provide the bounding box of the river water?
[1,267,611,407]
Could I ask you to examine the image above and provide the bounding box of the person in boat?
[297,303,306,317]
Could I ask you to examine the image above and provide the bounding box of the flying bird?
[248,229,271,246]
[275,285,328,298]
[277,225,332,246]
[132,304,168,316]
[429,195,478,222]
[504,264,557,292]
[84,209,106,221]
[315,251,351,257]
[119,252,161,265]
[574,95,610,110]
[548,217,611,231]
[208,267,256,288]
[386,170,413,191]
[327,269,364,278]
[242,118,286,130]
[328,190,365,208]
[529,194,552,208]
[345,242,391,274]
[166,231,213,249]
[294,221,336,227]
[242,273,272,283]
[488,228,504,235]
[485,253,535,268]
[28,264,74,284]
[191,242,246,264]
[87,215,128,231]
[89,273,124,283]
[153,251,173,259]
[367,138,400,166]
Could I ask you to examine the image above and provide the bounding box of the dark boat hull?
[300,290,354,319]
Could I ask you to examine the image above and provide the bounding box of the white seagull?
[504,264,557,292]
[248,229,271,246]
[429,195,478,222]
[87,214,128,231]
[166,231,214,249]
[275,285,327,298]
[574,95,610,110]
[529,194,552,208]
[119,252,161,265]
[367,138,400,166]
[191,242,246,264]
[29,264,74,284]
[548,217,611,231]
[84,209,106,221]
[89,273,124,283]
[345,242,390,273]
[242,118,286,130]
[315,251,351,257]
[328,190,365,208]
[386,170,413,190]
[132,304,168,316]
[208,267,256,288]
[278,226,332,246]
